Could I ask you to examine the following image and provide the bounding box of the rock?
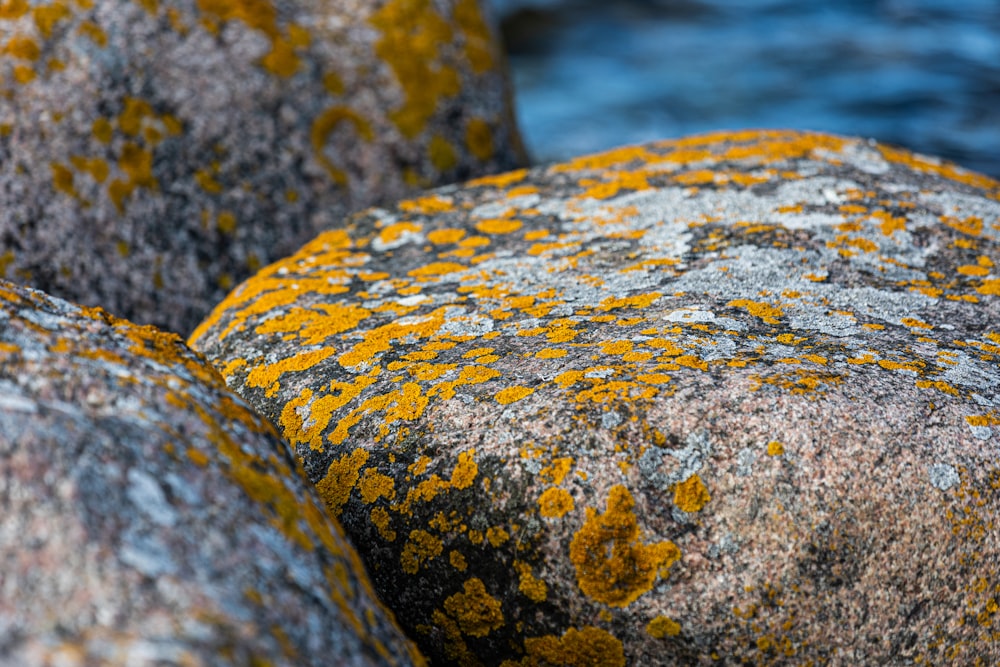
[0,280,424,666]
[0,0,524,335]
[189,130,1000,665]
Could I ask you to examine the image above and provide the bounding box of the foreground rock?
[0,280,424,666]
[0,0,523,335]
[191,130,1000,665]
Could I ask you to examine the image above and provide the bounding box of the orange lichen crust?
[191,130,1000,665]
[673,474,711,513]
[570,485,681,607]
[442,577,505,637]
[502,626,626,667]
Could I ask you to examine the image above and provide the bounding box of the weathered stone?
[190,130,1000,665]
[0,0,524,335]
[0,280,424,666]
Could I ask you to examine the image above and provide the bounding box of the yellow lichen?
[107,142,157,212]
[0,250,14,277]
[449,550,467,571]
[538,487,574,518]
[118,97,154,136]
[246,347,338,398]
[260,37,299,77]
[401,529,443,574]
[358,467,396,503]
[597,292,661,312]
[569,485,680,607]
[370,0,460,138]
[485,526,509,547]
[466,168,527,189]
[442,577,504,637]
[540,457,573,485]
[509,626,625,667]
[427,228,466,244]
[315,447,369,515]
[476,218,522,235]
[728,298,784,324]
[766,441,785,456]
[370,506,396,541]
[259,303,372,348]
[50,162,76,197]
[513,560,547,602]
[278,378,376,452]
[429,610,477,664]
[450,449,478,489]
[674,474,711,513]
[92,117,113,144]
[405,262,467,280]
[310,106,374,185]
[978,279,1000,296]
[33,2,71,38]
[186,447,209,467]
[400,194,455,214]
[0,0,29,20]
[194,168,223,193]
[5,35,39,60]
[495,385,533,405]
[453,0,493,73]
[429,134,457,171]
[12,64,35,83]
[69,155,109,183]
[465,117,493,161]
[77,20,107,46]
[217,211,237,235]
[647,615,681,639]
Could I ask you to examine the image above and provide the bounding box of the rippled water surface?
[495,0,1000,177]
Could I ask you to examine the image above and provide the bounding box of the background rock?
[191,130,1000,665]
[0,0,524,335]
[0,279,424,666]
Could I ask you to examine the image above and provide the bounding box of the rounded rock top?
[0,279,425,667]
[0,0,524,334]
[191,130,1000,665]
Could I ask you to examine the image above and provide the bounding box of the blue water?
[495,0,1000,178]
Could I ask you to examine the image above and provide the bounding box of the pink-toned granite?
[0,279,424,667]
[191,130,1000,665]
[0,0,524,335]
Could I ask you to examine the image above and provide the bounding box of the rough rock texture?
[0,280,424,666]
[191,130,1000,665]
[0,0,524,335]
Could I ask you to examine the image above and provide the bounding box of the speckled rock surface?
[190,130,1000,665]
[0,0,523,335]
[0,280,424,666]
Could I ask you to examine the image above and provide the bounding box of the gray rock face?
[0,280,425,666]
[191,130,1000,665]
[0,0,524,335]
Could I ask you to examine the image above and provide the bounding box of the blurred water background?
[493,0,1000,178]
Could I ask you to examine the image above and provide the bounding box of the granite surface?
[192,130,1000,665]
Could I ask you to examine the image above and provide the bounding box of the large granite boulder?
[0,0,524,335]
[0,279,424,666]
[190,130,1000,665]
